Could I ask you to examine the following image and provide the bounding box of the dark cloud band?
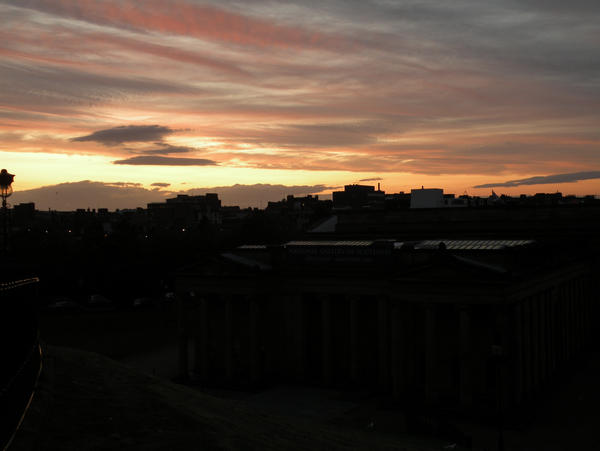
[137,143,196,155]
[72,125,175,146]
[113,156,217,166]
[359,177,383,182]
[473,171,600,188]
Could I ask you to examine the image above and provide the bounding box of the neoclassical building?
[175,240,596,412]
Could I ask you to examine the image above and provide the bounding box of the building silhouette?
[175,238,597,414]
[332,184,385,209]
[148,193,222,228]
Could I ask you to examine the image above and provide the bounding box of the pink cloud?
[12,0,351,50]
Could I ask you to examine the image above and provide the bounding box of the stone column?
[321,294,332,385]
[576,279,584,351]
[263,293,279,380]
[539,293,548,384]
[193,296,208,382]
[378,297,389,390]
[531,297,540,393]
[390,302,402,398]
[583,277,592,344]
[349,295,359,384]
[458,304,473,407]
[559,285,567,364]
[286,294,305,381]
[548,289,555,372]
[572,281,579,352]
[224,295,233,382]
[249,296,260,384]
[177,293,189,380]
[424,303,436,404]
[497,306,511,410]
[522,298,531,398]
[574,281,580,352]
[565,283,572,362]
[514,302,524,405]
[548,288,556,374]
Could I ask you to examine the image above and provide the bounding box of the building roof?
[221,252,272,271]
[414,239,534,250]
[308,215,338,233]
[237,244,268,250]
[286,240,374,247]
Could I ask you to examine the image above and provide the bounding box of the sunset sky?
[1,0,599,208]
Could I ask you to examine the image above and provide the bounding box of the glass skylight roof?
[414,239,534,250]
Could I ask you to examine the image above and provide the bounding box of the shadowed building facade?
[176,240,597,412]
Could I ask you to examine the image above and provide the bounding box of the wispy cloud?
[4,0,350,50]
[473,171,600,188]
[106,182,142,187]
[359,177,383,182]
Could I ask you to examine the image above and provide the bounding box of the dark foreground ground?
[32,309,600,451]
[10,345,442,451]
[37,306,179,361]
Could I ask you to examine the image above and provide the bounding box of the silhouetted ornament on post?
[0,169,14,252]
[0,169,14,203]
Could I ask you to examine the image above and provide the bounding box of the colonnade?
[177,272,594,409]
[512,275,593,405]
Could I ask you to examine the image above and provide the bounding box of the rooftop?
[414,239,535,250]
[286,240,374,247]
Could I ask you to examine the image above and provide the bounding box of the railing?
[0,278,41,451]
[0,278,41,291]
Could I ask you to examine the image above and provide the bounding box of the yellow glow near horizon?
[0,150,369,193]
[4,151,600,201]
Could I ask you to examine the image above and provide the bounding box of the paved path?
[12,345,437,451]
[120,343,182,380]
[459,351,600,450]
[120,344,600,450]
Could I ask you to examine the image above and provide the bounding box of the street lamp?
[0,169,15,251]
